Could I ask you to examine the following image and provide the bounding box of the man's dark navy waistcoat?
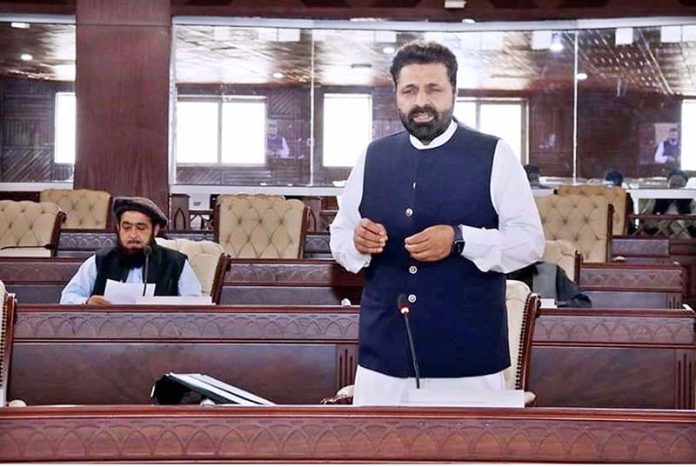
[358,124,510,378]
[92,244,187,297]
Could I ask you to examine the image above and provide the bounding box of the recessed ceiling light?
[576,72,588,81]
[11,22,30,29]
[272,72,284,79]
[20,54,33,61]
[382,46,395,54]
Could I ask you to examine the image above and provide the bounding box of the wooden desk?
[531,308,695,409]
[0,257,686,308]
[579,262,684,308]
[1,405,694,463]
[9,305,358,405]
[8,305,695,409]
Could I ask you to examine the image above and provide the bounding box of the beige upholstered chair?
[535,194,612,263]
[214,195,308,259]
[0,280,17,407]
[40,189,111,229]
[321,281,541,406]
[155,238,228,304]
[542,239,580,281]
[0,201,65,257]
[503,280,540,405]
[557,185,628,235]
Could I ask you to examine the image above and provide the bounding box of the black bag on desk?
[151,373,274,405]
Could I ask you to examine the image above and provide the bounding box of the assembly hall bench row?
[0,256,685,309]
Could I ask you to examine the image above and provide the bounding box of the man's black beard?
[116,238,153,269]
[399,105,452,144]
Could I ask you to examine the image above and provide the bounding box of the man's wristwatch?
[451,224,465,255]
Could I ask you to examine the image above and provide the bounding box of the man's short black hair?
[604,169,624,187]
[389,40,458,90]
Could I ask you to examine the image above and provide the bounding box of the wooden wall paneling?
[74,0,171,212]
[0,1,75,15]
[0,79,73,182]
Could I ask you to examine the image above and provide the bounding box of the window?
[682,100,696,170]
[323,94,372,167]
[176,97,266,165]
[454,98,527,162]
[54,92,76,164]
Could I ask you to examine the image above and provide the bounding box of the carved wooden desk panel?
[579,262,684,308]
[611,236,671,263]
[8,306,695,410]
[531,308,696,409]
[0,406,694,463]
[9,305,359,405]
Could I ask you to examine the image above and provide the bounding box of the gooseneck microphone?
[142,245,152,296]
[397,293,421,389]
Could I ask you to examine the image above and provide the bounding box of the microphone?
[142,245,152,296]
[397,294,421,389]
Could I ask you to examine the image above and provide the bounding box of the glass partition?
[173,23,577,187]
[576,24,696,186]
[172,24,313,190]
[0,20,75,182]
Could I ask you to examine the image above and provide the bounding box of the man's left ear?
[153,225,160,237]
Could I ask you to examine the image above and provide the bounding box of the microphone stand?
[398,294,421,389]
[142,246,152,296]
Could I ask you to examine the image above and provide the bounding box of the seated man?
[507,261,592,308]
[653,169,692,215]
[60,196,202,305]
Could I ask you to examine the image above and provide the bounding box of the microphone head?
[143,246,152,256]
[397,294,410,315]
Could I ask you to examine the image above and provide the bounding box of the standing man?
[61,196,202,304]
[330,41,544,405]
[654,126,680,165]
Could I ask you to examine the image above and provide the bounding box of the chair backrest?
[40,189,111,229]
[0,280,17,407]
[503,280,540,391]
[155,238,228,303]
[542,239,580,281]
[557,184,627,235]
[0,200,65,257]
[214,195,308,259]
[535,194,612,263]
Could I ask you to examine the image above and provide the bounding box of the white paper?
[540,298,557,309]
[104,279,155,304]
[403,388,524,407]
